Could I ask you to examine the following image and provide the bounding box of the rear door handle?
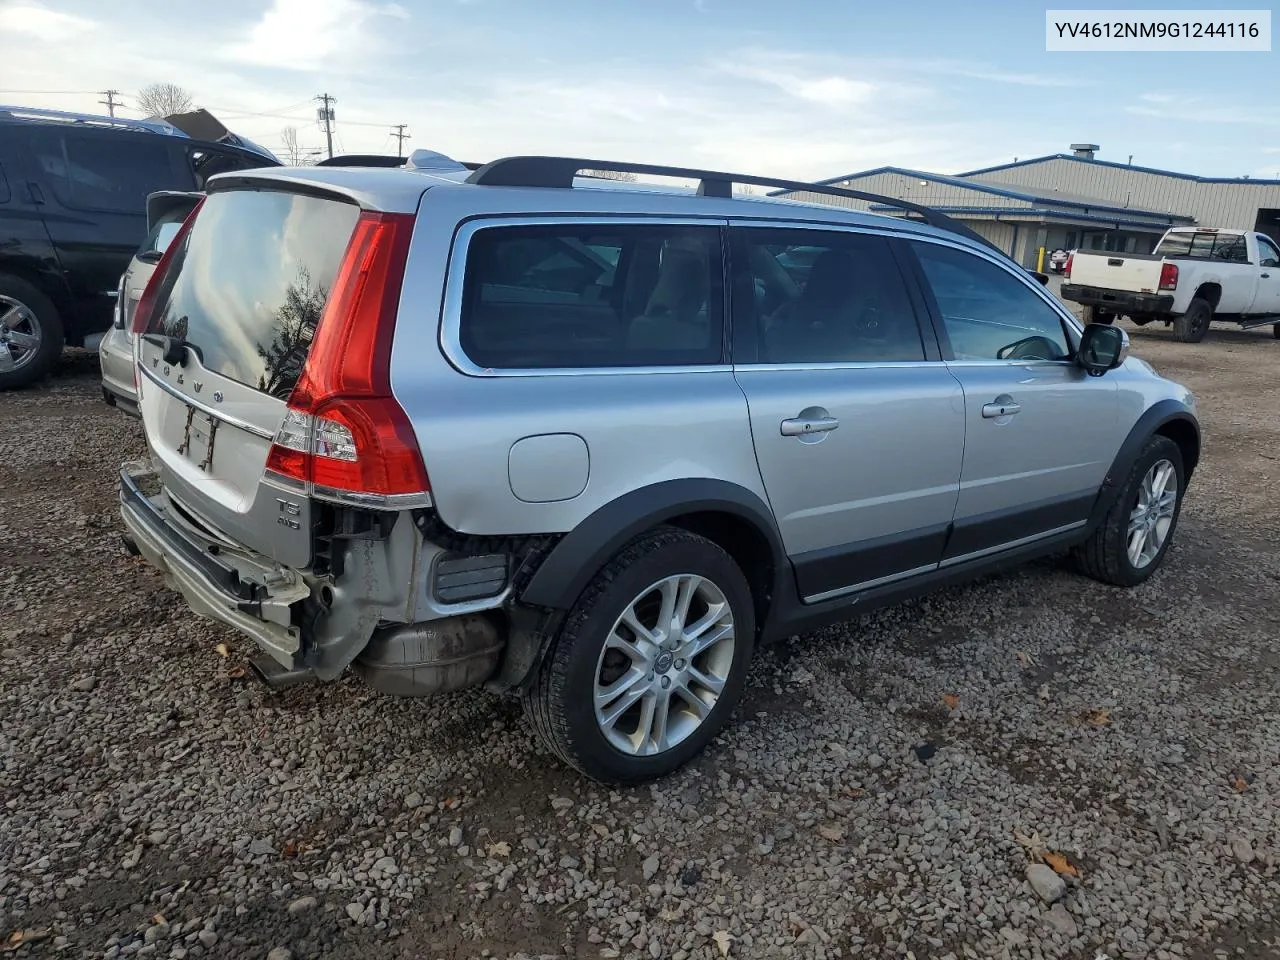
[982,400,1022,418]
[780,416,840,436]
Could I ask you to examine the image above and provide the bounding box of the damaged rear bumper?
[119,460,311,669]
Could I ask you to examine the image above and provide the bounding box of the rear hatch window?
[149,189,360,398]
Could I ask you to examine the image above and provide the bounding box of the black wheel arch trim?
[518,479,787,611]
[1087,399,1200,532]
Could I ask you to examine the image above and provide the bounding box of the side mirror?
[1077,323,1129,376]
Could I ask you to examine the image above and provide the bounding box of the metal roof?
[866,204,1191,230]
[959,153,1280,186]
[772,165,1193,222]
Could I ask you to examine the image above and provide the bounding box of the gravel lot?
[2,325,1279,960]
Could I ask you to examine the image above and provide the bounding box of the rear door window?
[733,227,926,364]
[149,189,360,397]
[458,222,725,369]
[30,131,177,213]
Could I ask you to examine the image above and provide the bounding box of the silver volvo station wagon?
[119,152,1199,783]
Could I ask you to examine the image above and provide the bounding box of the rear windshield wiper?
[141,333,204,367]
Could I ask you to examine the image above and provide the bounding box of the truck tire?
[0,275,64,391]
[1072,435,1185,588]
[1085,306,1115,325]
[1273,322,1280,340]
[522,526,755,784]
[1172,298,1212,343]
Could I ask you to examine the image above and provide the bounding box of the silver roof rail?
[0,104,183,137]
[466,155,1005,258]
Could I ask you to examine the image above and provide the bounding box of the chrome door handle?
[780,416,840,437]
[982,400,1021,418]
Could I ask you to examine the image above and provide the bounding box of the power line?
[391,124,411,157]
[98,89,122,117]
[0,89,99,96]
[315,93,336,160]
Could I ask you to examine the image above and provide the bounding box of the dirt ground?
[1,321,1278,960]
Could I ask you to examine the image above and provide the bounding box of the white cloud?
[0,1,93,41]
[225,0,410,71]
[924,63,1083,88]
[1126,97,1279,125]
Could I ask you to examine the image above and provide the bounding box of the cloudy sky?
[2,0,1278,180]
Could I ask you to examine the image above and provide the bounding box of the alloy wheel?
[1127,458,1178,569]
[593,574,736,757]
[0,295,43,374]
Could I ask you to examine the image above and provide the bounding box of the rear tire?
[0,275,64,390]
[1173,298,1212,343]
[1272,322,1280,340]
[1072,435,1185,587]
[522,526,756,784]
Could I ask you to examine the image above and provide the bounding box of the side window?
[1211,234,1248,262]
[187,148,266,190]
[735,228,925,364]
[459,223,724,369]
[1257,237,1280,268]
[912,242,1071,362]
[137,209,194,260]
[30,132,175,213]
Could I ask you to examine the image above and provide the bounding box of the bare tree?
[736,184,759,196]
[137,82,194,119]
[281,127,303,166]
[581,169,639,182]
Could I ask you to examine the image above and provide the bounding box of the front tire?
[522,527,756,784]
[1072,435,1185,587]
[1173,298,1212,343]
[0,275,64,390]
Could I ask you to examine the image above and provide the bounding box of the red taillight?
[1159,262,1179,291]
[130,198,206,334]
[1063,253,1073,279]
[265,211,430,503]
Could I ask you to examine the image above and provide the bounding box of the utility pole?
[315,93,336,160]
[391,124,411,158]
[99,90,122,117]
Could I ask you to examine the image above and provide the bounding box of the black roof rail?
[465,155,1003,257]
[316,154,406,167]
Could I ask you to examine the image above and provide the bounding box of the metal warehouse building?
[776,144,1280,269]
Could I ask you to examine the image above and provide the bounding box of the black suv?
[0,106,280,390]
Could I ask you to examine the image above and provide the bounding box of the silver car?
[100,192,203,415]
[119,153,1200,783]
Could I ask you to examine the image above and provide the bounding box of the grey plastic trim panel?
[939,520,1086,567]
[439,215,732,379]
[138,364,275,440]
[803,562,938,604]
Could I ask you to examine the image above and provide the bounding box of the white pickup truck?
[1061,226,1280,343]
